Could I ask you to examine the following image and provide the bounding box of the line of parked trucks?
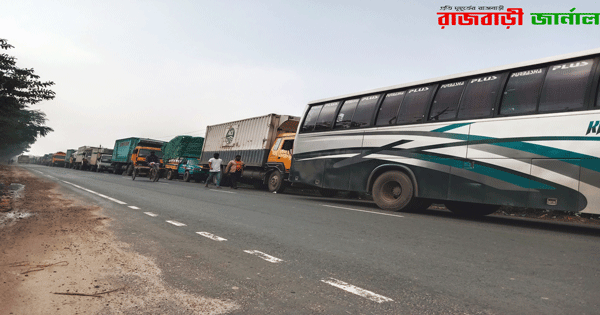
[19,114,301,193]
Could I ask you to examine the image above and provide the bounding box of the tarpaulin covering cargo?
[161,136,204,161]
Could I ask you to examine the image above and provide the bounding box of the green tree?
[0,38,55,161]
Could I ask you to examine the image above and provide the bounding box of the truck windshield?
[54,156,65,160]
[186,159,198,166]
[139,149,163,158]
[101,156,111,162]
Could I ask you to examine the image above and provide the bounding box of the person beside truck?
[205,153,222,188]
[225,155,245,189]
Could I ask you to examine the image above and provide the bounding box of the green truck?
[162,136,207,182]
[111,137,165,175]
[64,149,76,168]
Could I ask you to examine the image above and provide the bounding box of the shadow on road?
[304,197,600,237]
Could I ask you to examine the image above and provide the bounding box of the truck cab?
[51,152,66,167]
[96,154,113,173]
[131,146,163,168]
[165,157,207,182]
[264,133,295,193]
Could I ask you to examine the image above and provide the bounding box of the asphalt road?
[19,164,600,314]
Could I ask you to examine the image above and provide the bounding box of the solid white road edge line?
[128,206,140,210]
[196,232,227,241]
[62,180,127,205]
[209,189,235,194]
[321,204,404,218]
[243,250,284,263]
[321,278,394,304]
[166,220,187,227]
[144,212,158,217]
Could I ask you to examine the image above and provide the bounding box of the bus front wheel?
[372,171,415,212]
[445,201,499,216]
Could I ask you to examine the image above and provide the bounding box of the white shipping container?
[200,114,299,167]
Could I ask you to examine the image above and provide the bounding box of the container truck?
[51,152,66,167]
[64,149,76,168]
[110,138,165,175]
[199,113,299,192]
[162,136,207,182]
[89,148,114,172]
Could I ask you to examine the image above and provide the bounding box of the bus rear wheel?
[372,171,415,212]
[445,201,500,216]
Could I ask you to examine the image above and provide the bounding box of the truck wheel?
[445,201,499,217]
[372,170,414,212]
[267,170,286,193]
[183,171,191,182]
[318,188,338,198]
[166,170,175,180]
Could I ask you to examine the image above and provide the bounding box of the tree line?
[0,38,55,162]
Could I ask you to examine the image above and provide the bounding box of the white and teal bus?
[289,48,600,216]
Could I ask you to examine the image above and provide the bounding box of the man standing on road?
[225,155,245,189]
[205,153,222,188]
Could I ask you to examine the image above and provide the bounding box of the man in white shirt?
[205,153,222,188]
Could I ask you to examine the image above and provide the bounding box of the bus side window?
[300,105,323,133]
[351,95,380,128]
[397,85,434,124]
[500,67,547,115]
[375,91,405,126]
[334,99,359,130]
[457,73,504,119]
[428,81,465,121]
[539,59,595,112]
[314,102,340,131]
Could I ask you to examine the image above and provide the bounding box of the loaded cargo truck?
[110,138,165,175]
[89,148,114,172]
[64,149,76,168]
[17,155,30,164]
[200,113,299,192]
[162,136,207,182]
[51,152,66,167]
[41,153,53,166]
[74,146,99,170]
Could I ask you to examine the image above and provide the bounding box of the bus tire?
[318,188,338,198]
[267,170,286,193]
[183,171,191,182]
[372,170,414,212]
[445,201,499,216]
[166,170,175,180]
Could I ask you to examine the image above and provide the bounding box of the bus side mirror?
[282,140,294,151]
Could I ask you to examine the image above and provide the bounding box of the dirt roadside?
[0,165,238,314]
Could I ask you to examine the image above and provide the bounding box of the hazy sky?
[2,0,599,156]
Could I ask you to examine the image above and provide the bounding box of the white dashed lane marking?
[144,212,158,217]
[166,220,186,227]
[62,180,127,205]
[321,278,394,303]
[321,204,404,218]
[209,189,235,194]
[196,232,227,241]
[243,250,283,263]
[128,206,140,210]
